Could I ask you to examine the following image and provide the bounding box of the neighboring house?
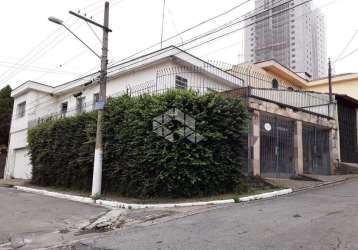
[307,73,358,100]
[4,48,357,180]
[306,74,358,164]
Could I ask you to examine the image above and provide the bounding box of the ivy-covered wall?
[28,90,249,198]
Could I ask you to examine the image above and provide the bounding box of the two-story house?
[5,46,357,181]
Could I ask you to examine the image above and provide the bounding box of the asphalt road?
[0,187,107,248]
[78,178,358,250]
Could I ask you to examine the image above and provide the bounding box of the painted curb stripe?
[14,186,293,209]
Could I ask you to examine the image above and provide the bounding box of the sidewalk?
[265,174,358,191]
[0,178,29,187]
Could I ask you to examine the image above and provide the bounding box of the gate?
[260,113,295,178]
[303,124,330,175]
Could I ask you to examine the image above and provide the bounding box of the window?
[17,101,26,118]
[272,79,279,89]
[77,97,86,113]
[61,102,68,116]
[93,93,100,109]
[175,76,188,89]
[287,87,294,91]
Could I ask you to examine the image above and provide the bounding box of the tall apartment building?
[244,0,327,80]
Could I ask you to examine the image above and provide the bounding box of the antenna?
[160,0,166,49]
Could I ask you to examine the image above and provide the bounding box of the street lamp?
[48,2,110,197]
[48,16,101,58]
[48,16,64,25]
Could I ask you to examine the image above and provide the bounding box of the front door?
[260,113,295,178]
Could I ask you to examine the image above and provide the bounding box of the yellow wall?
[307,78,358,100]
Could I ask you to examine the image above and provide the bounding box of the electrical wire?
[22,0,316,115]
[334,47,358,63]
[17,0,333,115]
[0,0,124,88]
[78,0,289,79]
[334,29,358,63]
[107,0,255,66]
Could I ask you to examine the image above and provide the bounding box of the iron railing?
[222,86,336,118]
[28,62,335,128]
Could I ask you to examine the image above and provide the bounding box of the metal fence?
[28,65,244,128]
[338,102,358,163]
[28,61,335,128]
[209,60,301,90]
[222,86,335,118]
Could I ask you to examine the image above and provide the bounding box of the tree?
[0,85,13,146]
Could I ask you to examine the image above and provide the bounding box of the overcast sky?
[0,0,356,89]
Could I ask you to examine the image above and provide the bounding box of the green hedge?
[29,90,249,198]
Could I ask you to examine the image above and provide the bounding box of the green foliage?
[29,90,249,198]
[0,85,13,146]
[28,113,97,190]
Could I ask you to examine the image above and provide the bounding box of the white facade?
[4,46,244,180]
[244,0,327,80]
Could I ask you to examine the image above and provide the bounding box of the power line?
[0,62,81,76]
[40,0,284,82]
[108,0,255,66]
[0,0,123,88]
[334,29,358,63]
[334,47,358,63]
[16,0,326,114]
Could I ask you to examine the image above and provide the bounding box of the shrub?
[29,90,249,198]
[28,113,96,190]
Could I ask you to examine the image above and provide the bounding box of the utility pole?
[49,2,111,197]
[328,58,333,116]
[92,2,110,197]
[160,0,166,48]
[328,58,333,103]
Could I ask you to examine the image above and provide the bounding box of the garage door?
[13,148,32,179]
[303,124,330,175]
[260,113,295,178]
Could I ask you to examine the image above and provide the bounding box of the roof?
[11,81,53,98]
[335,94,358,107]
[308,73,358,87]
[11,46,244,98]
[254,60,309,88]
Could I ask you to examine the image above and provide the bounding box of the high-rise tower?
[244,0,327,79]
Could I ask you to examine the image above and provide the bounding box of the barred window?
[17,101,26,118]
[61,102,68,115]
[77,97,86,113]
[175,76,188,89]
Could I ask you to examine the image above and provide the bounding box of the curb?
[14,186,292,209]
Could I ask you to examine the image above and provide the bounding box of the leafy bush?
[29,90,249,198]
[29,113,96,189]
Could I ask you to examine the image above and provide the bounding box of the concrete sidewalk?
[265,174,358,191]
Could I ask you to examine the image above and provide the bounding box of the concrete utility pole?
[92,2,110,197]
[49,2,111,197]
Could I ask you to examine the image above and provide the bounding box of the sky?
[0,0,356,89]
